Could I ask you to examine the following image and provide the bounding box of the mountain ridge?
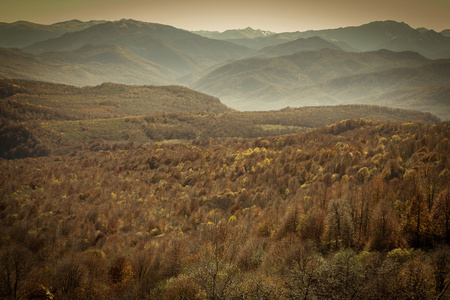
[255,36,342,57]
[220,20,450,58]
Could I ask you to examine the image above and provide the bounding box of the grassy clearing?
[42,117,148,143]
[257,124,306,132]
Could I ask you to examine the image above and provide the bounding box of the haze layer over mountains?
[0,19,449,119]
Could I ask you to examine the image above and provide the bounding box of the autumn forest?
[0,17,450,299]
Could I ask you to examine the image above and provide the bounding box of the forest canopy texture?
[1,119,449,299]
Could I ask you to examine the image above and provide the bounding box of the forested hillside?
[0,79,230,119]
[1,120,449,299]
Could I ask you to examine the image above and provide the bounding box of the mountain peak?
[53,19,83,25]
[416,27,429,33]
[364,20,413,31]
[113,18,145,27]
[193,27,275,40]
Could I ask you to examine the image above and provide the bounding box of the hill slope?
[0,47,95,85]
[360,86,450,120]
[0,46,177,86]
[285,63,450,119]
[0,20,105,48]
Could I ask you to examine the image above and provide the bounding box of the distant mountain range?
[0,19,449,119]
[23,19,253,76]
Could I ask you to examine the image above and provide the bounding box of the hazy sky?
[1,0,449,32]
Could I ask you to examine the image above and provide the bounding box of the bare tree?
[186,222,241,300]
[285,244,322,300]
[325,198,354,249]
[0,244,35,299]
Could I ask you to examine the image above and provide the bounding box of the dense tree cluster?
[1,120,449,299]
[0,120,53,159]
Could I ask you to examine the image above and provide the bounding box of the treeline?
[0,120,449,299]
[252,104,441,126]
[3,100,442,159]
[130,112,305,141]
[131,104,441,142]
[0,99,73,122]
